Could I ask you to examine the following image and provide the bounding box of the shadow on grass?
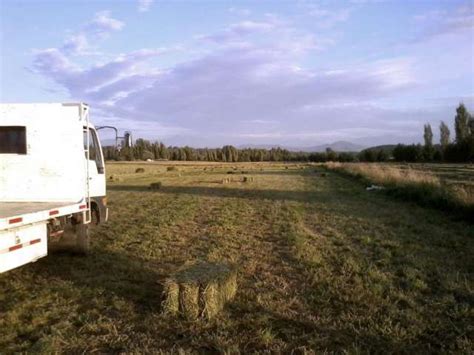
[107,184,325,203]
[33,248,165,314]
[218,169,311,176]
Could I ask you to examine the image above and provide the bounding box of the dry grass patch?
[325,162,440,187]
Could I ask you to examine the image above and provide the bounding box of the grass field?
[1,162,473,353]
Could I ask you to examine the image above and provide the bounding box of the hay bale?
[179,282,200,320]
[135,168,145,173]
[162,280,180,315]
[149,182,162,190]
[108,174,122,182]
[162,262,237,320]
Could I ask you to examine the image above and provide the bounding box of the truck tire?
[75,223,90,255]
[48,221,90,255]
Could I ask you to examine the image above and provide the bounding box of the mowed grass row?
[0,162,472,352]
[324,162,474,221]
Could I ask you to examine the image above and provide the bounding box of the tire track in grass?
[144,173,326,352]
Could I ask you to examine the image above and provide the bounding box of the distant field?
[0,162,473,352]
[399,163,474,186]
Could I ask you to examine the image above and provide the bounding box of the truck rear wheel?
[48,221,90,255]
[75,223,90,255]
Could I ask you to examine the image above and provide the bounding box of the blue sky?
[1,0,473,147]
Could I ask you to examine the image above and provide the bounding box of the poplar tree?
[439,121,450,148]
[455,103,471,143]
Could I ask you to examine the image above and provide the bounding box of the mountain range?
[100,138,366,152]
[238,141,366,152]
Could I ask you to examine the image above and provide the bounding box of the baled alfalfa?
[109,174,123,182]
[179,282,200,320]
[162,279,180,315]
[200,280,221,320]
[162,262,237,320]
[220,271,238,300]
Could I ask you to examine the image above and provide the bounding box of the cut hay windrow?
[162,262,237,320]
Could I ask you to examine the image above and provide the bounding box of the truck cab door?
[84,127,106,199]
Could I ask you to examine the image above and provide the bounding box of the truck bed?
[0,202,75,219]
[0,201,87,230]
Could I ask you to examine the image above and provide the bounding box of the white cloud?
[86,11,124,38]
[138,0,154,13]
[49,11,125,57]
[300,2,352,28]
[31,9,447,147]
[62,34,89,55]
[198,20,277,44]
[413,4,474,40]
[229,7,251,16]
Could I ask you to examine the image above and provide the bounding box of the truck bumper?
[0,222,48,273]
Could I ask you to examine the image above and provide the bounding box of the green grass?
[0,162,472,352]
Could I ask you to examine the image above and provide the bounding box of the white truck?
[0,103,108,273]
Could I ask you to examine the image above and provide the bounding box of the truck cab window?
[83,128,104,174]
[0,126,27,154]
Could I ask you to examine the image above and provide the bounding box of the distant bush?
[142,150,154,161]
[135,168,145,173]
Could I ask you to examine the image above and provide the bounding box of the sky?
[0,0,473,148]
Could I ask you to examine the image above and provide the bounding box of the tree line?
[389,103,473,163]
[103,140,363,162]
[103,103,474,163]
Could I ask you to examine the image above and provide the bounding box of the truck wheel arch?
[89,196,107,224]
